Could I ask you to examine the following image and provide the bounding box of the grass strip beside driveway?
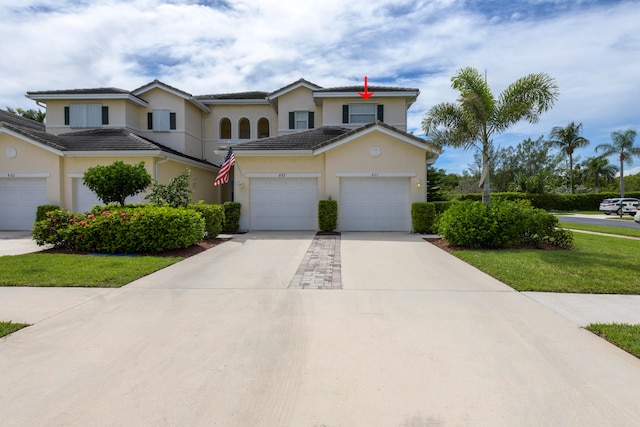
[0,253,182,287]
[586,324,640,358]
[451,233,640,294]
[560,223,640,238]
[0,321,29,338]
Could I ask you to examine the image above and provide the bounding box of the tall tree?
[581,156,618,193]
[595,129,640,197]
[547,122,589,193]
[422,67,559,204]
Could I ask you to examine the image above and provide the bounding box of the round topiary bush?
[436,200,573,249]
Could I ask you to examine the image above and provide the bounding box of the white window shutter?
[153,109,171,132]
[69,104,86,128]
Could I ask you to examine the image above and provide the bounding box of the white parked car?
[599,198,640,216]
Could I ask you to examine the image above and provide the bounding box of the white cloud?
[2,0,639,175]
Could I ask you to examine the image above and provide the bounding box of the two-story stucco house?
[0,78,440,231]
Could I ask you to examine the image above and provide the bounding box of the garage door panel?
[339,177,410,232]
[0,178,48,230]
[250,178,317,230]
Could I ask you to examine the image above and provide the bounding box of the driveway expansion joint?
[289,234,342,289]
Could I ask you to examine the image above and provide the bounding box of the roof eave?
[233,150,314,156]
[26,93,148,107]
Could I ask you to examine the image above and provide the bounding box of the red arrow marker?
[358,76,374,100]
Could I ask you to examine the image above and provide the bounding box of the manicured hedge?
[437,200,573,249]
[36,205,60,222]
[222,202,241,232]
[411,201,458,233]
[33,206,205,253]
[318,199,338,232]
[189,203,224,238]
[458,192,640,211]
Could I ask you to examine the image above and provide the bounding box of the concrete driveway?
[1,232,640,426]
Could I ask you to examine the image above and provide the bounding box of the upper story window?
[147,109,176,132]
[64,104,109,128]
[257,118,270,138]
[220,118,232,139]
[238,118,250,139]
[288,111,314,130]
[342,104,384,124]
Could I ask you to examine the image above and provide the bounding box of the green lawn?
[586,324,640,358]
[560,222,640,238]
[451,233,640,293]
[0,253,182,287]
[0,321,29,338]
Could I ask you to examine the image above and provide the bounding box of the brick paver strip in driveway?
[289,234,341,289]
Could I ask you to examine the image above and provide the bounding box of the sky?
[1,0,639,175]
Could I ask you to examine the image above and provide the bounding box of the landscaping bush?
[33,206,205,253]
[436,200,573,249]
[83,161,152,207]
[457,191,640,211]
[318,199,338,232]
[189,203,224,238]
[411,203,437,233]
[146,169,193,207]
[36,205,60,222]
[222,202,241,232]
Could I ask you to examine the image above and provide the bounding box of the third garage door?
[340,177,410,231]
[250,178,318,230]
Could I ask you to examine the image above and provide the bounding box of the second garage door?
[340,177,410,231]
[250,178,318,230]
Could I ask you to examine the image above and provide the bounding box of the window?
[64,104,107,128]
[238,118,250,139]
[257,118,270,138]
[288,111,314,130]
[342,104,384,124]
[220,118,231,139]
[147,110,177,132]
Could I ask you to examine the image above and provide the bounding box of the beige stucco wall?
[275,87,322,134]
[323,131,427,202]
[0,133,63,206]
[321,97,408,131]
[41,99,135,135]
[155,160,219,204]
[233,130,428,229]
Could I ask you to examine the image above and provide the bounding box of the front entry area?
[339,177,410,231]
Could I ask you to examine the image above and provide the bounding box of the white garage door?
[250,178,318,230]
[340,177,410,231]
[0,178,47,230]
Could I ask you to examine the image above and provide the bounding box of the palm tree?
[421,67,558,204]
[595,129,640,197]
[581,156,618,193]
[547,122,589,193]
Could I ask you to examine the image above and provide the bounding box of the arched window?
[220,118,231,139]
[238,118,250,139]
[257,117,270,139]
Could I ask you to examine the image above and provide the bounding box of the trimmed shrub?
[36,205,60,222]
[189,203,224,238]
[83,161,152,207]
[411,203,437,233]
[222,202,241,232]
[318,199,338,232]
[457,191,640,211]
[33,206,205,253]
[436,200,573,249]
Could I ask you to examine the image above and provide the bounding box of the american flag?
[214,148,236,186]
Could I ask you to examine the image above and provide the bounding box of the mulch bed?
[40,237,231,258]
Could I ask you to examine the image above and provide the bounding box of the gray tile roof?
[314,85,419,93]
[0,110,216,167]
[233,121,430,152]
[26,87,130,96]
[196,91,269,101]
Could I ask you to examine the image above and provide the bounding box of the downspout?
[155,156,170,180]
[201,116,206,161]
